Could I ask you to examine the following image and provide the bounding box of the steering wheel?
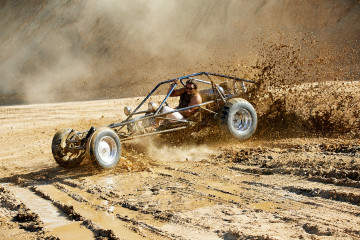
[171,78,187,88]
[179,79,186,87]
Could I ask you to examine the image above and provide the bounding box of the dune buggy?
[52,72,257,169]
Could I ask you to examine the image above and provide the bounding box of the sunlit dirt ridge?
[1,1,359,102]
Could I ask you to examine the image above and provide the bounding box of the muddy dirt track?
[1,0,360,239]
[0,85,359,239]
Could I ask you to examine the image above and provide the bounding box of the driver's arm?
[167,80,185,97]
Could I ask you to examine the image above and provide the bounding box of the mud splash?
[235,33,360,137]
[122,136,219,163]
[146,144,218,162]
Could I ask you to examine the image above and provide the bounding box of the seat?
[199,86,226,102]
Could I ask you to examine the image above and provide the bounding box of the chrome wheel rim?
[232,109,253,132]
[97,136,117,163]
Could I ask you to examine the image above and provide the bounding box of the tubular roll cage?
[74,72,255,144]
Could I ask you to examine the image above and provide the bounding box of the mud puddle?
[37,184,151,239]
[149,164,291,216]
[3,183,93,240]
[57,179,166,227]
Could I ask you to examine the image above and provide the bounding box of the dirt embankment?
[0,0,359,104]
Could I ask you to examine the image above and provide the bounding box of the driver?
[160,79,202,121]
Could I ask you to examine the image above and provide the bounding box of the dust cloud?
[146,144,218,162]
[1,0,359,105]
[126,137,218,162]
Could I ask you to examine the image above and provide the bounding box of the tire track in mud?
[0,184,48,238]
[221,142,360,188]
[1,180,176,239]
[1,164,359,239]
[231,165,360,204]
[236,172,360,238]
[237,179,360,238]
[31,183,174,240]
[151,161,360,239]
[232,165,360,188]
[52,180,182,240]
[55,177,223,240]
[4,183,94,240]
[1,137,359,239]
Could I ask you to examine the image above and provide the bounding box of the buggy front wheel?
[87,127,121,169]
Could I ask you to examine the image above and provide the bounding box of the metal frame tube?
[154,116,190,123]
[122,72,253,119]
[188,77,211,85]
[204,72,226,104]
[199,106,218,115]
[106,72,255,131]
[206,72,256,83]
[109,100,215,128]
[121,126,188,141]
[155,83,177,115]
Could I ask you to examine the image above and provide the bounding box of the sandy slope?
[1,0,359,104]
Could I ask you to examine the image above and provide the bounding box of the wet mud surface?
[0,92,359,239]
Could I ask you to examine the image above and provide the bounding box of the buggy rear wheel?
[51,128,85,168]
[87,127,121,169]
[219,98,257,140]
